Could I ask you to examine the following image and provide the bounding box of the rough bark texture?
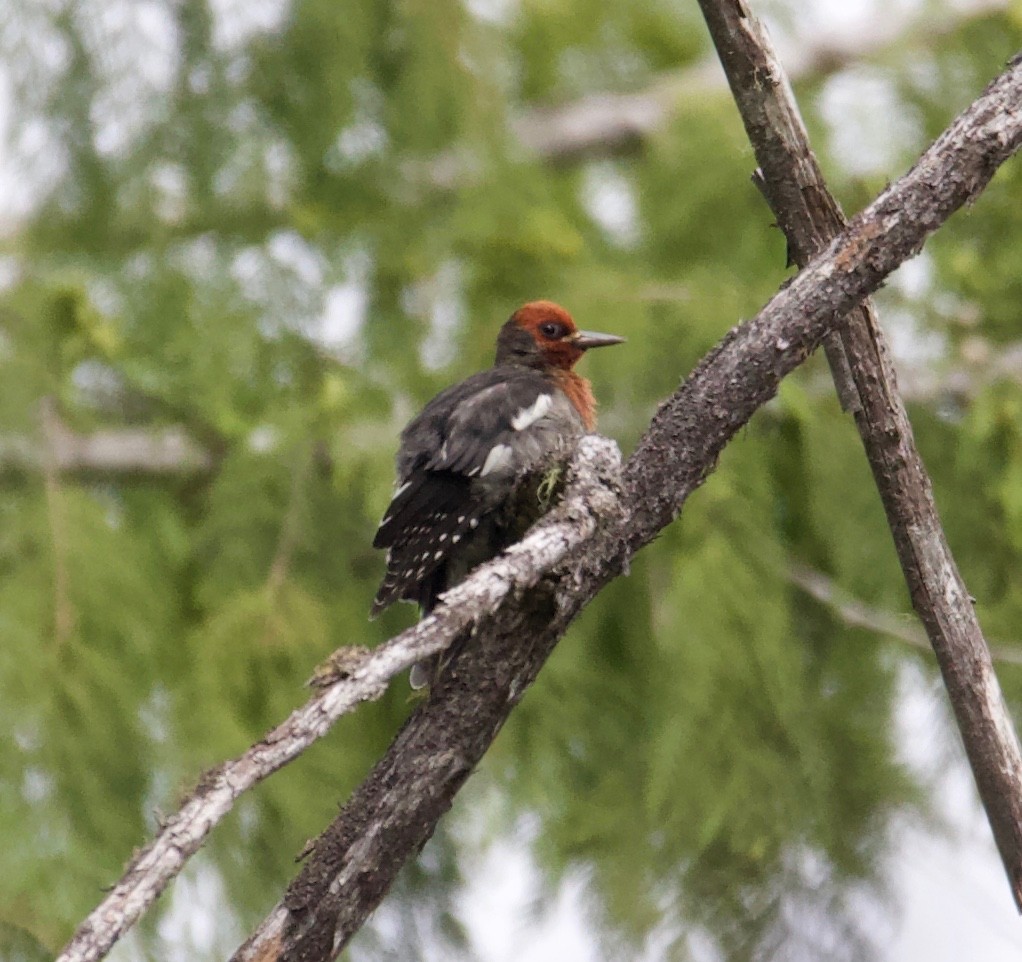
[53,438,623,962]
[696,0,1022,909]
[225,57,1022,962]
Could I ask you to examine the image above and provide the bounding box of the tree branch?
[696,0,1022,909]
[53,437,624,962]
[226,59,1022,962]
[0,419,213,477]
[416,0,1010,183]
[787,562,1022,667]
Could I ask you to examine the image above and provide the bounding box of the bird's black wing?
[371,367,582,615]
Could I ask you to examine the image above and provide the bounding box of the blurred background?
[1,0,1022,959]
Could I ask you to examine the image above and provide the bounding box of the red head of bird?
[495,300,624,430]
[496,300,625,371]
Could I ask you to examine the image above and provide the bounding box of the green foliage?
[0,1,1020,960]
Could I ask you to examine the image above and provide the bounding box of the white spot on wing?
[393,480,411,497]
[512,393,553,431]
[480,443,513,477]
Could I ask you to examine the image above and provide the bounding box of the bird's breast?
[552,369,597,431]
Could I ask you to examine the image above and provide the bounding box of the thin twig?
[787,563,1022,667]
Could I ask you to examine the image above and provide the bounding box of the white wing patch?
[480,443,513,477]
[511,393,553,431]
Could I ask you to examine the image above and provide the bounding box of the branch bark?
[225,59,1022,962]
[53,437,622,962]
[696,0,1022,909]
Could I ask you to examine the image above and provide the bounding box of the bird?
[371,300,624,688]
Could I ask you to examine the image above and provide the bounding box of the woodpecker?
[371,300,624,687]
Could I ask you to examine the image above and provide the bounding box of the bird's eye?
[539,322,566,339]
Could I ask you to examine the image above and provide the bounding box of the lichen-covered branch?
[52,437,623,962]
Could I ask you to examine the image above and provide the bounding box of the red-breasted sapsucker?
[371,300,624,687]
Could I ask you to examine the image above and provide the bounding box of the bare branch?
[0,419,212,477]
[53,437,623,962]
[227,59,1022,962]
[787,563,1022,667]
[419,0,1010,182]
[696,0,1022,909]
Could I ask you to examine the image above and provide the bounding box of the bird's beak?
[573,330,626,350]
